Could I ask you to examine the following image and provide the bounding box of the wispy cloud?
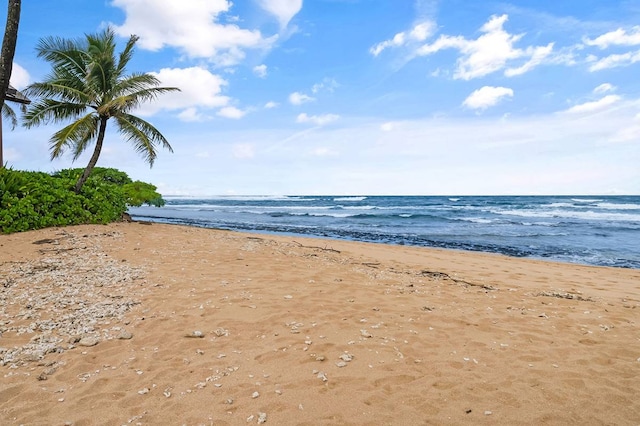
[289,92,316,105]
[296,113,340,126]
[256,0,303,29]
[463,86,514,110]
[311,78,339,94]
[587,50,640,71]
[253,64,268,78]
[370,21,435,56]
[564,95,621,114]
[584,26,640,49]
[373,14,554,80]
[593,83,616,94]
[217,106,247,119]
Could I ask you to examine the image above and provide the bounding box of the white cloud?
[217,106,246,119]
[588,50,640,71]
[370,21,435,56]
[412,14,552,80]
[505,43,554,77]
[9,62,29,89]
[253,64,268,78]
[584,26,640,49]
[311,78,339,94]
[256,0,303,29]
[564,95,622,114]
[380,122,395,131]
[232,143,255,159]
[111,0,274,66]
[593,83,615,94]
[289,91,315,105]
[143,67,230,115]
[264,101,279,109]
[463,86,514,110]
[296,113,340,126]
[178,107,208,122]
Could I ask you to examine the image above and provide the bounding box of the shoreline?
[130,215,640,271]
[2,222,640,424]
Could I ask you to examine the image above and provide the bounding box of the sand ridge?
[1,223,639,425]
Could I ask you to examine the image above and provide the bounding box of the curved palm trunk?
[74,117,108,193]
[0,0,21,169]
[0,116,3,167]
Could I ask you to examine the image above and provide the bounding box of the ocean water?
[128,195,640,269]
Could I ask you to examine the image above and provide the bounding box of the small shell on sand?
[339,353,354,362]
[185,331,204,338]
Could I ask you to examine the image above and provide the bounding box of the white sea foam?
[307,212,356,218]
[341,205,376,210]
[547,202,576,209]
[167,195,309,202]
[571,198,603,203]
[333,196,367,202]
[495,208,640,222]
[465,217,493,224]
[596,202,640,210]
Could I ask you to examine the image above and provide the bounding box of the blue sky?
[3,0,640,195]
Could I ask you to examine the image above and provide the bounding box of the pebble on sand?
[77,336,100,347]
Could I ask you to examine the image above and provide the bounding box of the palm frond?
[34,36,91,90]
[112,86,180,115]
[115,113,174,166]
[24,81,93,105]
[23,99,90,128]
[48,114,99,160]
[117,34,140,76]
[113,73,162,96]
[2,102,18,129]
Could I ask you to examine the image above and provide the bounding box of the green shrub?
[0,167,164,234]
[123,180,165,207]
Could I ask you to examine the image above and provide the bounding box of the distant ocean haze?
[129,196,640,269]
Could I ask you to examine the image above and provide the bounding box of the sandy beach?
[1,222,639,425]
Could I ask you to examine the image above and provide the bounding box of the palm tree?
[23,27,179,193]
[0,0,22,168]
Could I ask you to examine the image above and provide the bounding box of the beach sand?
[1,222,639,425]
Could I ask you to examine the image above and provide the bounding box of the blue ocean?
[128,195,640,269]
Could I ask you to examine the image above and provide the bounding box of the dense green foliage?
[122,181,165,207]
[0,167,164,233]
